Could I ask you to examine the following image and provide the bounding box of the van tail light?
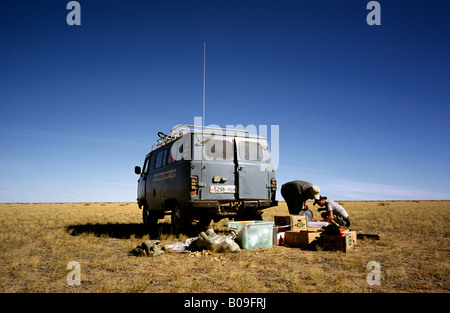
[191,176,198,192]
[271,179,277,191]
[270,179,277,201]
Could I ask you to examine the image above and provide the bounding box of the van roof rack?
[172,124,248,136]
[151,124,249,151]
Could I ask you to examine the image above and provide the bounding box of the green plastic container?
[227,221,274,250]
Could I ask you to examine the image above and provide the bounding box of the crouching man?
[314,196,351,227]
[281,180,321,215]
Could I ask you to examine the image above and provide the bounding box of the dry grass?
[0,201,449,293]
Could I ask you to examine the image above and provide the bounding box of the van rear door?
[235,137,270,200]
[200,135,237,200]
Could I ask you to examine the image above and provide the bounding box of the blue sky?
[0,0,449,202]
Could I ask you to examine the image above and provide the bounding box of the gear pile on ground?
[196,229,240,253]
[130,240,165,257]
[130,229,240,257]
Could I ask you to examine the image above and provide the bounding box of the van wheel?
[197,215,212,230]
[171,204,190,234]
[142,204,158,227]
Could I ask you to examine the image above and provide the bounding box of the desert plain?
[0,200,448,293]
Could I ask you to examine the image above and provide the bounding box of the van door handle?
[239,166,245,171]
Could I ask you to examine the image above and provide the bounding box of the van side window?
[149,154,156,172]
[155,149,167,169]
[168,145,175,164]
[142,157,150,174]
[205,138,233,160]
[162,149,167,166]
[238,141,262,161]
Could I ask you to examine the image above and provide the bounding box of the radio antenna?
[202,41,206,127]
[200,42,206,186]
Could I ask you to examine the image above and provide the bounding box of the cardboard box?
[303,227,321,232]
[291,215,308,231]
[272,215,292,244]
[285,229,321,248]
[342,230,357,245]
[274,215,308,231]
[273,216,292,230]
[321,234,355,252]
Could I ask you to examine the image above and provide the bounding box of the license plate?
[210,185,236,194]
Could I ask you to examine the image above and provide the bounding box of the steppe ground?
[0,201,448,293]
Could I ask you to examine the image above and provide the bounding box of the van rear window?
[205,139,233,160]
[238,141,263,161]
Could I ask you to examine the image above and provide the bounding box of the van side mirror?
[134,166,141,175]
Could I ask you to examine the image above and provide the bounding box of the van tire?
[142,203,158,228]
[171,203,191,234]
